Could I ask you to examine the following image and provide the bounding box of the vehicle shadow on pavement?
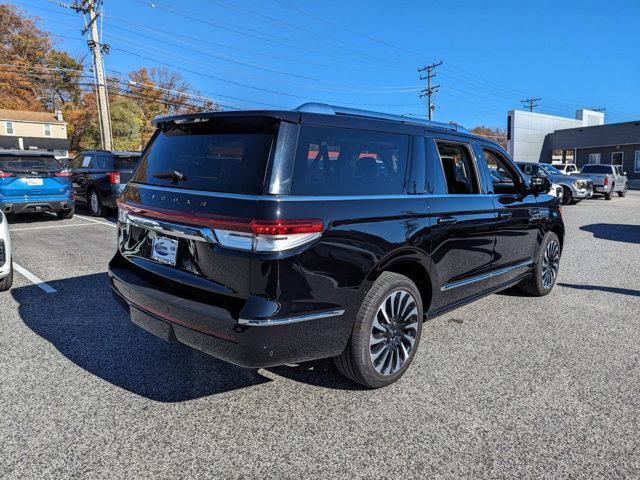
[580,224,640,244]
[12,273,272,402]
[557,282,640,298]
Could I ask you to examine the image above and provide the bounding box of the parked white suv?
[0,211,13,291]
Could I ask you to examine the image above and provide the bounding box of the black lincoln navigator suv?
[109,103,564,388]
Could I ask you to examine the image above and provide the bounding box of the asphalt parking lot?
[1,194,639,479]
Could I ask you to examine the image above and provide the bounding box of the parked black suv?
[70,150,140,216]
[109,104,564,388]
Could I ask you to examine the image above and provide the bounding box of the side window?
[70,154,84,169]
[435,141,479,194]
[483,148,522,195]
[290,127,409,196]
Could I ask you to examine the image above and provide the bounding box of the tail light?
[107,172,121,184]
[214,219,323,252]
[604,176,609,186]
[0,171,14,178]
[55,170,72,177]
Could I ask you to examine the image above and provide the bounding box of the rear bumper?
[108,256,352,368]
[0,199,73,214]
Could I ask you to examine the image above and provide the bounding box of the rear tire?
[0,264,13,292]
[618,185,627,197]
[561,187,572,205]
[517,232,561,297]
[334,272,423,389]
[57,208,74,220]
[88,189,107,217]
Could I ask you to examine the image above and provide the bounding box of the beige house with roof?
[0,109,70,158]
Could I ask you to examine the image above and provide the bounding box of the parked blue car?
[0,150,74,219]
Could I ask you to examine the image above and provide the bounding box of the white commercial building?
[507,109,604,163]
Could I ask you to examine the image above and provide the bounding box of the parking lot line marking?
[10,223,100,232]
[12,263,57,294]
[74,214,117,228]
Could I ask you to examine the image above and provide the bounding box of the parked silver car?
[517,162,593,205]
[579,164,628,199]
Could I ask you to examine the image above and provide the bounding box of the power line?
[418,61,442,120]
[521,97,541,112]
[58,0,113,150]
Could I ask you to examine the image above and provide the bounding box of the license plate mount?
[151,235,178,266]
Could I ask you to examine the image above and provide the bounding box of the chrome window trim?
[441,260,534,292]
[238,309,345,326]
[130,183,428,201]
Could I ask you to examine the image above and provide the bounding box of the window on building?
[43,123,52,137]
[552,149,563,161]
[435,141,479,195]
[588,153,601,165]
[564,149,575,163]
[612,151,623,166]
[635,151,640,173]
[5,121,14,135]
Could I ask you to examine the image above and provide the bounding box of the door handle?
[437,216,458,226]
[499,211,512,219]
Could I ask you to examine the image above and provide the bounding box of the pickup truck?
[517,162,593,205]
[579,164,628,199]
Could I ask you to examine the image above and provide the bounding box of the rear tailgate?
[0,155,70,201]
[117,116,280,302]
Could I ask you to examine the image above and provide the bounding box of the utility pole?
[60,0,112,150]
[521,97,541,112]
[418,61,442,121]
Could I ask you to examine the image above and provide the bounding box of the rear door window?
[290,126,409,196]
[435,141,479,194]
[114,155,139,169]
[0,155,63,172]
[581,165,612,174]
[132,117,278,194]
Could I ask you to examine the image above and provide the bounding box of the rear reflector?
[0,171,14,178]
[604,176,609,186]
[55,170,72,177]
[107,172,121,184]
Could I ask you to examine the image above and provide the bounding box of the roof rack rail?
[296,103,468,133]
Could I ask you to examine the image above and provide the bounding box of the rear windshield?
[581,165,612,174]
[114,155,140,169]
[132,117,277,194]
[0,155,63,172]
[291,126,409,196]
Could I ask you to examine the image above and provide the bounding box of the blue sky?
[9,0,640,128]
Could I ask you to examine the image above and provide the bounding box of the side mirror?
[530,175,552,194]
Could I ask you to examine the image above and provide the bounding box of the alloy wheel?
[369,290,419,375]
[541,240,560,289]
[90,192,99,214]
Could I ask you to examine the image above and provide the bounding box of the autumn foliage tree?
[1,4,219,152]
[470,126,508,149]
[0,4,82,111]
